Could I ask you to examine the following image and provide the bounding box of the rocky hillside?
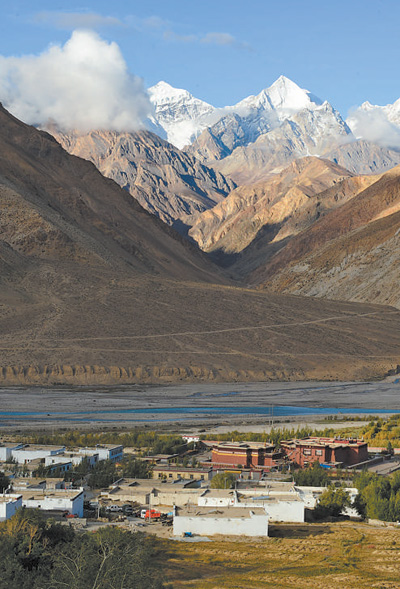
[325,139,400,175]
[50,128,235,227]
[252,165,400,308]
[189,157,360,256]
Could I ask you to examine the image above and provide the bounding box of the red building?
[211,442,282,469]
[281,437,368,468]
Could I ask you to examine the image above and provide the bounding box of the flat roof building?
[21,489,84,517]
[173,506,268,537]
[211,441,283,469]
[152,466,213,481]
[281,437,368,468]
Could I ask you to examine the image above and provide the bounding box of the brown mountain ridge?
[251,165,400,308]
[1,104,400,385]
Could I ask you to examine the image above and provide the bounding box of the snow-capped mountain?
[185,77,353,183]
[347,98,400,150]
[148,81,217,148]
[233,75,323,116]
[149,76,329,150]
[149,76,400,182]
[354,99,400,127]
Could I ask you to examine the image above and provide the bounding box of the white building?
[173,506,268,537]
[0,494,22,521]
[0,443,24,461]
[21,489,84,517]
[198,489,305,523]
[11,445,65,464]
[78,445,123,463]
[45,452,98,468]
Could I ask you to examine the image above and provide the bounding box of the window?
[315,449,323,456]
[303,449,311,456]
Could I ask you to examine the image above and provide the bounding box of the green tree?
[87,460,117,489]
[293,462,329,487]
[210,472,237,489]
[121,456,152,479]
[314,486,351,518]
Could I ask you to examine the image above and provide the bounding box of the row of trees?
[353,470,400,521]
[33,455,153,488]
[0,509,166,588]
[23,430,185,455]
[361,414,400,448]
[202,425,344,447]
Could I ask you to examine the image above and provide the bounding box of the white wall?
[198,495,234,507]
[79,446,123,462]
[45,454,98,467]
[174,512,268,537]
[12,447,65,464]
[152,490,203,507]
[198,491,304,522]
[239,499,304,523]
[0,495,22,521]
[23,491,84,517]
[0,444,23,461]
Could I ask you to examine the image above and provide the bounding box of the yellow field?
[162,522,400,588]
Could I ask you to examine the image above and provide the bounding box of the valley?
[1,72,400,388]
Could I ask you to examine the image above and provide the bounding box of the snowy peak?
[149,81,199,106]
[149,76,348,154]
[148,81,216,148]
[268,75,323,110]
[235,75,322,114]
[347,97,400,148]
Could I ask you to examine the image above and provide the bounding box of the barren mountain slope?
[0,106,224,282]
[1,104,400,385]
[189,157,358,255]
[325,139,400,175]
[51,128,235,227]
[190,104,351,185]
[252,165,400,308]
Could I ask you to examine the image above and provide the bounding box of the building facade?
[211,442,282,469]
[0,495,22,521]
[281,437,368,468]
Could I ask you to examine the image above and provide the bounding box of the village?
[1,431,399,538]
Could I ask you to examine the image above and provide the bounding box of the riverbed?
[0,380,399,431]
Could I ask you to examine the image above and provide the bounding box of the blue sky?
[0,0,399,116]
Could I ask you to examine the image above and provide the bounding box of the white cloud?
[163,30,198,43]
[34,11,124,30]
[201,32,238,46]
[0,30,152,132]
[143,16,171,29]
[347,106,400,150]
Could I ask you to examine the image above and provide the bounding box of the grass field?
[161,522,400,588]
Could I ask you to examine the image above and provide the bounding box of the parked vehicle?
[122,504,133,515]
[141,509,161,520]
[106,504,123,512]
